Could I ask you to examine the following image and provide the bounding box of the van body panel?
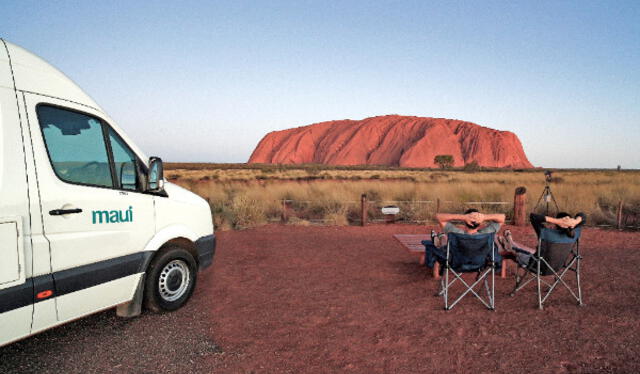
[31,299,58,334]
[0,82,33,342]
[0,219,22,285]
[56,274,142,322]
[155,183,214,240]
[4,41,102,111]
[15,92,52,279]
[0,306,33,345]
[142,224,200,252]
[0,42,13,90]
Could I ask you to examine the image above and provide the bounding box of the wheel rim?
[158,259,191,302]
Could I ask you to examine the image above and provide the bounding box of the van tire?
[144,246,197,312]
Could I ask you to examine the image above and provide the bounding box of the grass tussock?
[169,164,640,230]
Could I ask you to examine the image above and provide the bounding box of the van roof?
[1,39,102,112]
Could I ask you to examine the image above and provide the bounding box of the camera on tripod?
[536,170,559,215]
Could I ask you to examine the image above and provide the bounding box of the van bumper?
[195,234,216,271]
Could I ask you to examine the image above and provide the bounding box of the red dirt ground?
[2,224,640,373]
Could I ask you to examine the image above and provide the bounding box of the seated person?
[423,209,506,268]
[500,212,587,266]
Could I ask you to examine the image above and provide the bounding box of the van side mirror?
[147,157,165,192]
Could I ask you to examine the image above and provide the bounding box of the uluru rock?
[248,115,533,168]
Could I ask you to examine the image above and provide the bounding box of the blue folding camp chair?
[438,232,500,310]
[510,227,583,309]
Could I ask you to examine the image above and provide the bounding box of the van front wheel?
[144,246,197,312]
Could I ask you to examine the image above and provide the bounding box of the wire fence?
[276,197,514,225]
[271,196,639,230]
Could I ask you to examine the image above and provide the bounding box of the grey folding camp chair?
[510,227,583,309]
[438,232,498,310]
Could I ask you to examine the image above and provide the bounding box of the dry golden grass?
[167,164,640,230]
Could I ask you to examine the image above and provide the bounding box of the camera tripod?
[535,183,559,216]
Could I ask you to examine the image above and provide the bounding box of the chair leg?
[537,268,543,310]
[444,266,449,310]
[576,256,584,306]
[484,269,495,310]
[491,267,495,309]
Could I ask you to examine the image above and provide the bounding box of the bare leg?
[505,230,535,254]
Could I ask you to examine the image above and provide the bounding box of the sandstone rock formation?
[248,115,533,168]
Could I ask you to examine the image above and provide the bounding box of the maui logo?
[92,206,133,224]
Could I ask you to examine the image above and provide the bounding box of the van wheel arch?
[116,238,198,318]
[143,242,198,312]
[163,238,199,267]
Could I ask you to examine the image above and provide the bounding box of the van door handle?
[49,208,83,216]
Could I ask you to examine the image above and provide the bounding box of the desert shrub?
[395,201,431,223]
[434,155,454,169]
[346,204,363,224]
[287,217,311,226]
[392,189,417,202]
[230,195,265,229]
[306,165,322,176]
[320,172,333,179]
[264,204,283,221]
[463,161,480,171]
[324,209,349,225]
[362,189,382,202]
[429,173,450,182]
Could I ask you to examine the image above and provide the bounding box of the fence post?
[361,194,367,226]
[281,199,288,223]
[513,187,527,226]
[436,198,441,214]
[617,200,624,230]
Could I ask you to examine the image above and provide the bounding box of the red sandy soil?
[248,115,533,168]
[2,224,639,373]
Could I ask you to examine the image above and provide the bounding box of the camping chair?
[438,232,499,310]
[510,227,583,310]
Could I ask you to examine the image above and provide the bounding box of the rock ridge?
[248,115,533,168]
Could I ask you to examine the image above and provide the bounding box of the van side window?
[37,106,113,188]
[108,129,139,191]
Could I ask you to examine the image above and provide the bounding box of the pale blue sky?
[2,1,639,168]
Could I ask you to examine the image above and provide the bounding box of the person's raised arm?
[546,216,570,227]
[478,213,505,225]
[558,214,586,229]
[436,213,470,230]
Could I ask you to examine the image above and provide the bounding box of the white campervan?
[0,39,215,347]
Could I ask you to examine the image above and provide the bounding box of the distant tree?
[617,165,622,171]
[463,161,480,171]
[434,155,454,169]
